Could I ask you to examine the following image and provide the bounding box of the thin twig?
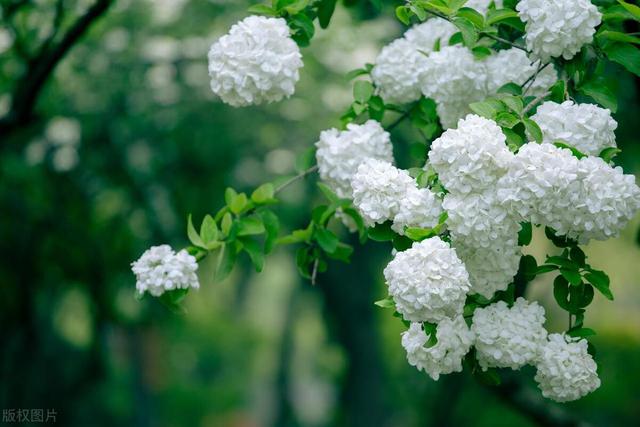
[523,91,551,114]
[274,165,319,195]
[522,62,551,96]
[311,258,319,285]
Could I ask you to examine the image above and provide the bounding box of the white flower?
[498,143,640,243]
[443,189,520,249]
[484,48,558,96]
[472,298,547,370]
[428,114,514,194]
[392,186,444,234]
[404,18,458,53]
[351,159,415,226]
[534,334,600,402]
[371,38,429,104]
[420,46,487,129]
[402,316,474,380]
[517,0,602,61]
[453,238,521,299]
[208,16,303,106]
[316,120,394,199]
[465,0,503,14]
[131,245,199,297]
[532,101,618,156]
[384,237,471,322]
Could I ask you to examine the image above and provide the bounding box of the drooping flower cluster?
[472,298,547,370]
[402,316,474,380]
[208,16,303,106]
[517,0,602,61]
[132,245,199,297]
[534,334,601,402]
[532,101,618,156]
[315,120,394,199]
[384,238,471,323]
[498,143,640,242]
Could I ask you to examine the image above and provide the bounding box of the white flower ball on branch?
[453,238,521,300]
[132,245,199,297]
[534,334,600,402]
[404,18,458,54]
[532,101,617,156]
[351,159,414,226]
[484,48,558,96]
[472,298,547,370]
[316,120,394,199]
[384,237,471,323]
[420,46,487,129]
[517,0,602,61]
[371,38,429,105]
[401,316,474,380]
[428,114,513,194]
[392,186,444,235]
[208,16,303,107]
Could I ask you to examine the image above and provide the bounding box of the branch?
[0,0,114,137]
[523,91,551,114]
[274,165,319,194]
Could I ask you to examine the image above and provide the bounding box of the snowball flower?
[404,18,457,53]
[466,0,503,14]
[535,334,600,402]
[208,16,303,106]
[484,48,558,96]
[131,245,199,297]
[351,159,415,226]
[384,237,471,323]
[371,38,429,104]
[428,114,513,194]
[316,120,394,199]
[453,238,521,299]
[420,46,487,129]
[402,316,474,380]
[517,0,602,61]
[472,298,547,370]
[443,189,520,249]
[392,186,444,234]
[532,101,617,156]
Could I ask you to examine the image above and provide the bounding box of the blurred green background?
[1,1,639,426]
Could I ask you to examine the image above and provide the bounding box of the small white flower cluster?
[535,333,601,402]
[403,18,458,54]
[498,143,640,242]
[131,245,199,297]
[472,298,547,370]
[484,48,557,96]
[532,101,618,156]
[384,237,471,323]
[315,120,394,199]
[402,316,474,380]
[517,0,602,61]
[208,16,303,106]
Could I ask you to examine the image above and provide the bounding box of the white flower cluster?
[403,19,457,53]
[466,0,504,14]
[534,334,601,402]
[517,0,602,61]
[131,245,199,297]
[532,101,618,156]
[392,186,444,234]
[208,16,303,106]
[384,237,471,323]
[484,48,557,96]
[472,298,547,370]
[402,316,474,380]
[315,120,394,199]
[498,143,640,242]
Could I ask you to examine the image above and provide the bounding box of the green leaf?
[453,17,478,47]
[368,222,397,242]
[599,147,622,163]
[497,83,523,96]
[342,207,367,241]
[617,0,640,21]
[605,42,640,77]
[599,30,640,45]
[221,212,233,236]
[216,243,237,281]
[584,270,614,300]
[260,209,280,254]
[353,80,374,103]
[295,146,316,173]
[520,255,538,282]
[570,283,594,309]
[569,246,586,267]
[545,227,577,248]
[392,235,413,252]
[553,141,587,159]
[523,118,543,143]
[578,81,618,113]
[568,327,596,338]
[317,0,337,28]
[536,264,558,274]
[229,193,248,214]
[405,227,438,241]
[495,111,521,128]
[158,289,189,314]
[469,99,503,119]
[518,222,532,246]
[317,182,339,203]
[374,297,395,308]
[327,242,353,262]
[471,46,492,59]
[239,237,265,272]
[346,68,369,80]
[457,7,484,28]
[395,5,411,25]
[200,214,219,247]
[251,183,275,204]
[553,275,572,311]
[549,79,566,103]
[560,268,582,286]
[289,12,315,46]
[237,215,265,236]
[545,256,578,270]
[225,187,237,206]
[315,227,339,254]
[187,214,205,248]
[247,4,278,16]
[486,8,519,26]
